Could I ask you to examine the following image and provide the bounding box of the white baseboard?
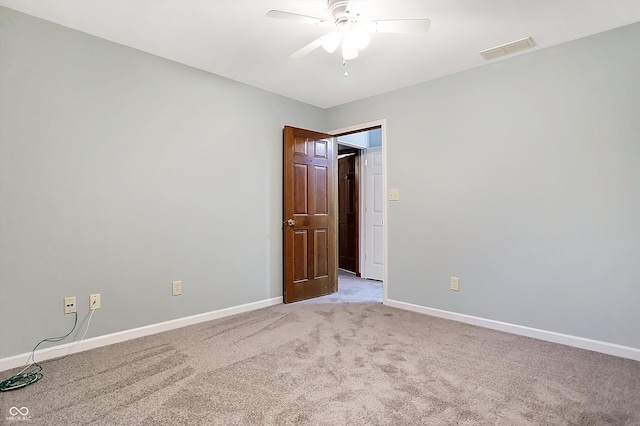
[0,296,283,373]
[385,299,640,362]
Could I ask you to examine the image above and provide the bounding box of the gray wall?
[326,23,640,349]
[2,5,638,361]
[0,7,324,358]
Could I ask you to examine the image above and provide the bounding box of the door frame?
[330,119,388,303]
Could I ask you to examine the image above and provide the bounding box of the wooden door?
[283,126,337,303]
[338,149,359,275]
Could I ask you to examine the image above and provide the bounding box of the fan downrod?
[328,0,350,21]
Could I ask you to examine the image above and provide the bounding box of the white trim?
[385,299,640,361]
[381,124,388,303]
[336,135,367,149]
[0,296,283,373]
[359,147,367,279]
[330,120,385,136]
[329,119,388,303]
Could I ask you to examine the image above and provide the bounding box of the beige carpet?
[1,271,639,425]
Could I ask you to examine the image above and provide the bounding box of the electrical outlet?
[64,296,76,314]
[172,281,182,296]
[450,277,460,291]
[89,294,101,310]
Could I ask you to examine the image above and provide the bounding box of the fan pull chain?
[343,60,349,77]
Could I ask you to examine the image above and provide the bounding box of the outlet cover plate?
[64,296,76,314]
[90,294,101,310]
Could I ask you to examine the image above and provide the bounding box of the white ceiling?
[2,0,640,108]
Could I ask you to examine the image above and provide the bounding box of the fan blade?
[290,37,324,59]
[266,10,333,27]
[368,19,431,34]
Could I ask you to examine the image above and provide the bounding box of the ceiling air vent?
[479,37,534,60]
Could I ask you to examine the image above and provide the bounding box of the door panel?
[373,225,384,265]
[293,230,308,283]
[314,139,328,158]
[293,164,308,214]
[314,229,329,278]
[284,126,337,303]
[313,166,328,214]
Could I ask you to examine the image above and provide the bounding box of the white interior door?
[364,146,383,280]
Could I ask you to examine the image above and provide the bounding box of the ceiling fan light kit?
[342,41,358,60]
[321,31,343,53]
[345,27,371,50]
[320,17,371,60]
[267,0,431,69]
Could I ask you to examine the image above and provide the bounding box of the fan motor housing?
[328,0,350,21]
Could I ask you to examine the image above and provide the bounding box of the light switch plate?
[389,188,400,201]
[450,277,460,291]
[172,281,182,296]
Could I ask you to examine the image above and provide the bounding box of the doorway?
[338,146,360,276]
[281,121,387,304]
[335,123,385,302]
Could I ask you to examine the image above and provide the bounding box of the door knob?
[287,218,295,226]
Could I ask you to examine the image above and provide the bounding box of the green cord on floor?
[0,312,77,392]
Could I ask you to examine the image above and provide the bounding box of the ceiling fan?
[267,0,431,62]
